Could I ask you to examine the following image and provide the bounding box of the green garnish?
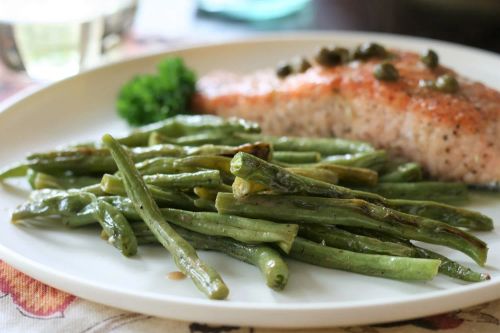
[117,57,196,126]
[315,46,349,67]
[435,74,459,93]
[419,74,459,93]
[421,49,439,68]
[373,62,399,81]
[353,42,387,60]
[276,62,293,78]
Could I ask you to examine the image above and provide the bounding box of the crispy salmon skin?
[194,50,500,185]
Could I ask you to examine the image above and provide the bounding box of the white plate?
[1,32,500,328]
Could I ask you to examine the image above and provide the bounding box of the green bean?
[391,200,492,231]
[131,234,158,244]
[0,162,29,180]
[15,191,189,228]
[379,162,422,182]
[17,188,296,253]
[232,177,268,199]
[354,182,469,204]
[12,191,95,227]
[174,156,234,184]
[147,131,165,146]
[185,142,272,161]
[17,191,136,256]
[27,145,185,175]
[135,225,288,291]
[174,156,232,174]
[29,189,66,201]
[194,184,232,201]
[282,163,378,186]
[91,198,137,257]
[128,208,298,253]
[81,184,109,196]
[149,131,230,146]
[102,133,229,300]
[315,164,378,186]
[215,193,488,265]
[194,187,216,200]
[135,157,191,175]
[96,196,297,252]
[144,170,221,189]
[234,133,375,155]
[100,196,138,222]
[322,151,387,171]
[117,115,260,147]
[413,246,490,282]
[339,226,408,244]
[26,168,38,188]
[469,182,500,192]
[289,237,440,281]
[222,142,273,161]
[100,174,196,209]
[230,152,492,231]
[162,209,298,252]
[27,185,104,201]
[194,198,217,212]
[343,227,490,282]
[30,171,100,190]
[286,167,338,184]
[299,224,416,257]
[27,143,267,177]
[273,151,320,164]
[147,132,163,146]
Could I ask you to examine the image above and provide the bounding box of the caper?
[421,49,439,68]
[418,79,435,89]
[276,62,293,78]
[293,57,312,73]
[435,74,459,93]
[315,47,349,67]
[373,62,399,81]
[353,42,387,60]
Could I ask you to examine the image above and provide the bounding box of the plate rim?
[1,30,500,327]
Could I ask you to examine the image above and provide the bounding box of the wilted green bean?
[354,182,469,204]
[133,225,289,290]
[322,151,387,171]
[102,133,229,300]
[379,162,422,182]
[117,114,260,147]
[234,133,375,155]
[230,152,492,231]
[299,224,416,257]
[289,237,440,281]
[273,151,320,164]
[215,193,488,265]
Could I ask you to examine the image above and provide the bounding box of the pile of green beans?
[1,114,493,300]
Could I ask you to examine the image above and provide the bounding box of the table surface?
[1,1,500,332]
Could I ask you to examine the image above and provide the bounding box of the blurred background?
[1,0,499,99]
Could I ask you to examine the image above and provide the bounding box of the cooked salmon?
[194,50,500,185]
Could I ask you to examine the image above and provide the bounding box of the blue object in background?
[197,0,311,21]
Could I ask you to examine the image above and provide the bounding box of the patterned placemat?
[1,259,500,333]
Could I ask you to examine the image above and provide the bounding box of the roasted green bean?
[102,133,229,300]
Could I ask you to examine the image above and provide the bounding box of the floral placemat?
[1,259,500,333]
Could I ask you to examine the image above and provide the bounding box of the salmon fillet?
[194,50,500,185]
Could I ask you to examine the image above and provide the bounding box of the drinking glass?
[0,0,137,81]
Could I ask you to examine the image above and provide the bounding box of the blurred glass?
[197,0,310,21]
[0,0,136,81]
